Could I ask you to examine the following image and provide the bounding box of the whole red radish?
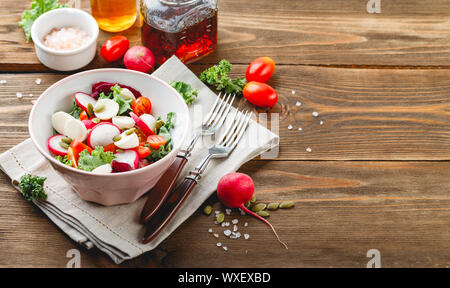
[123,46,155,73]
[246,56,275,83]
[217,173,288,249]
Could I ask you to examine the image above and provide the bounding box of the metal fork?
[140,93,236,223]
[142,110,253,244]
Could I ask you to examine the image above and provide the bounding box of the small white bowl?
[31,8,99,71]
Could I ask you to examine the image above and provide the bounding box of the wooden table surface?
[0,0,449,268]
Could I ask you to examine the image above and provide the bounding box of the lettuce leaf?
[77,147,115,172]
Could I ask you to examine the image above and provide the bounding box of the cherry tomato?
[243,81,278,108]
[136,145,151,158]
[245,57,275,83]
[70,140,93,160]
[132,97,152,116]
[147,135,167,149]
[67,147,78,168]
[79,110,89,121]
[100,36,130,62]
[103,143,118,154]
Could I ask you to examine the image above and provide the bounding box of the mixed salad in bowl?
[49,81,175,173]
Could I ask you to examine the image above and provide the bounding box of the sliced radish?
[92,163,112,174]
[82,119,96,130]
[139,114,156,132]
[111,161,132,172]
[87,122,121,148]
[114,130,139,149]
[130,112,154,136]
[52,111,74,135]
[74,92,97,111]
[94,99,119,120]
[119,88,136,101]
[63,118,87,142]
[112,116,135,130]
[48,135,69,156]
[113,150,139,171]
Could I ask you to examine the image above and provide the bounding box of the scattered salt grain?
[306,147,312,152]
[233,225,238,232]
[225,209,231,215]
[295,101,301,107]
[208,228,213,233]
[244,234,250,240]
[287,125,293,130]
[224,221,230,227]
[214,221,218,225]
[29,94,33,97]
[221,222,226,227]
[0,80,6,84]
[320,120,324,125]
[224,230,231,236]
[298,127,302,131]
[235,232,241,238]
[35,78,41,85]
[239,208,246,215]
[223,246,228,251]
[16,92,23,99]
[244,222,248,227]
[232,219,238,224]
[213,233,219,238]
[217,242,222,247]
[312,111,319,117]
[215,210,220,215]
[291,90,296,95]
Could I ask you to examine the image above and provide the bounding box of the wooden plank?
[1,66,449,160]
[1,160,448,267]
[2,0,450,71]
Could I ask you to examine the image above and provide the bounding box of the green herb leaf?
[98,85,132,115]
[170,81,198,105]
[199,59,246,95]
[55,155,73,167]
[68,99,83,119]
[19,173,48,201]
[77,146,115,172]
[19,0,68,42]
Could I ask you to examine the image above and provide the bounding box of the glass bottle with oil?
[141,0,218,65]
[91,0,137,32]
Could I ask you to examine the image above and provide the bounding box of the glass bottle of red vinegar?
[141,0,218,66]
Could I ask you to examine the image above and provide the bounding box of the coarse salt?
[244,234,250,240]
[312,111,319,117]
[29,94,33,97]
[43,27,90,51]
[225,209,231,215]
[213,233,219,238]
[208,228,213,233]
[320,120,324,125]
[232,219,238,224]
[306,147,312,152]
[223,246,228,251]
[236,232,241,238]
[291,90,296,95]
[224,230,231,236]
[16,92,23,99]
[216,242,222,247]
[287,125,293,130]
[296,101,301,106]
[35,78,41,85]
[298,127,302,131]
[233,225,238,232]
[239,208,246,215]
[244,222,248,227]
[0,80,6,84]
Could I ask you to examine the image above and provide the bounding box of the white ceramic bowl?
[29,69,190,206]
[31,8,99,71]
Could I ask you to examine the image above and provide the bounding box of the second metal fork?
[140,93,236,223]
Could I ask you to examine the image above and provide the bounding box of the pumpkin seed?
[125,128,136,136]
[87,103,94,117]
[216,213,225,224]
[116,149,123,153]
[92,117,100,124]
[250,195,256,203]
[203,205,212,216]
[94,103,105,113]
[61,136,72,145]
[280,201,295,209]
[251,203,266,212]
[59,141,69,149]
[257,210,270,217]
[267,202,280,210]
[154,120,164,134]
[113,135,122,142]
